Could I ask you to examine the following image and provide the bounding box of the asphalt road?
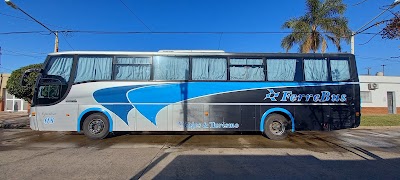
[1,128,400,179]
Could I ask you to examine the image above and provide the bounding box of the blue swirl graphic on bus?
[93,82,349,126]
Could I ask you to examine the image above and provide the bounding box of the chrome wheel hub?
[270,120,285,135]
[88,119,105,135]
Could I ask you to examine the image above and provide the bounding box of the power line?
[59,31,74,51]
[118,0,152,32]
[2,51,44,59]
[2,49,47,55]
[0,31,49,35]
[353,0,368,6]
[0,12,70,30]
[0,30,381,35]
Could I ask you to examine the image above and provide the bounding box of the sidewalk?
[0,112,29,129]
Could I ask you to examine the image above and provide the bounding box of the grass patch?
[361,114,400,126]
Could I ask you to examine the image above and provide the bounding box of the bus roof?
[48,51,354,57]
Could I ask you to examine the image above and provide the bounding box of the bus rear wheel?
[263,113,289,140]
[82,113,109,139]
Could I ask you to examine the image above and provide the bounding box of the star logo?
[264,89,280,101]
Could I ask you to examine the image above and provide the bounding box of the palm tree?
[281,0,352,53]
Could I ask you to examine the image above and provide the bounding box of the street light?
[351,0,400,54]
[4,0,59,52]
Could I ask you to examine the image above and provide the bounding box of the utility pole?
[0,46,3,103]
[366,67,371,75]
[0,46,2,68]
[351,32,355,54]
[5,0,59,52]
[381,64,386,75]
[54,31,59,52]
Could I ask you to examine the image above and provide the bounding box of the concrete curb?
[355,126,400,129]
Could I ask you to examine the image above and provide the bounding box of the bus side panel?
[294,105,328,130]
[170,104,205,131]
[207,105,242,131]
[136,104,168,131]
[240,105,257,131]
[35,104,78,131]
[29,106,39,130]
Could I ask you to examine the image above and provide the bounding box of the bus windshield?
[34,56,73,106]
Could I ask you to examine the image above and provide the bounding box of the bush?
[6,64,42,102]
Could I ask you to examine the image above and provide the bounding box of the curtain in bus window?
[115,65,151,80]
[330,60,350,81]
[153,56,189,80]
[74,57,112,83]
[115,57,151,80]
[304,59,328,81]
[229,58,264,81]
[267,59,296,81]
[192,58,227,80]
[46,57,73,82]
[116,57,150,64]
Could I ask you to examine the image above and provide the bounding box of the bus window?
[192,57,227,80]
[114,57,151,80]
[74,56,113,83]
[266,59,296,81]
[35,78,63,105]
[229,58,264,81]
[153,56,189,80]
[38,85,60,99]
[45,56,73,82]
[330,60,350,81]
[304,59,328,81]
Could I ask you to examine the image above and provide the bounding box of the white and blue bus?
[23,50,360,140]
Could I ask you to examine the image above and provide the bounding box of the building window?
[5,89,28,111]
[361,91,372,103]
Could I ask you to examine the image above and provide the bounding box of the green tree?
[281,0,352,53]
[381,12,399,40]
[6,64,42,102]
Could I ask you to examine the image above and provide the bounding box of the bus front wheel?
[263,113,289,140]
[82,113,110,139]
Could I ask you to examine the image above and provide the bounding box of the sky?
[0,0,399,76]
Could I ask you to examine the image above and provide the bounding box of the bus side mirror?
[21,68,42,86]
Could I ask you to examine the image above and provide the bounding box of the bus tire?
[82,113,109,139]
[263,113,289,140]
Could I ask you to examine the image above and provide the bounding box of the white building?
[0,73,29,112]
[360,74,399,114]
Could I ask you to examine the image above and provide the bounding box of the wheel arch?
[260,108,295,132]
[77,108,113,132]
